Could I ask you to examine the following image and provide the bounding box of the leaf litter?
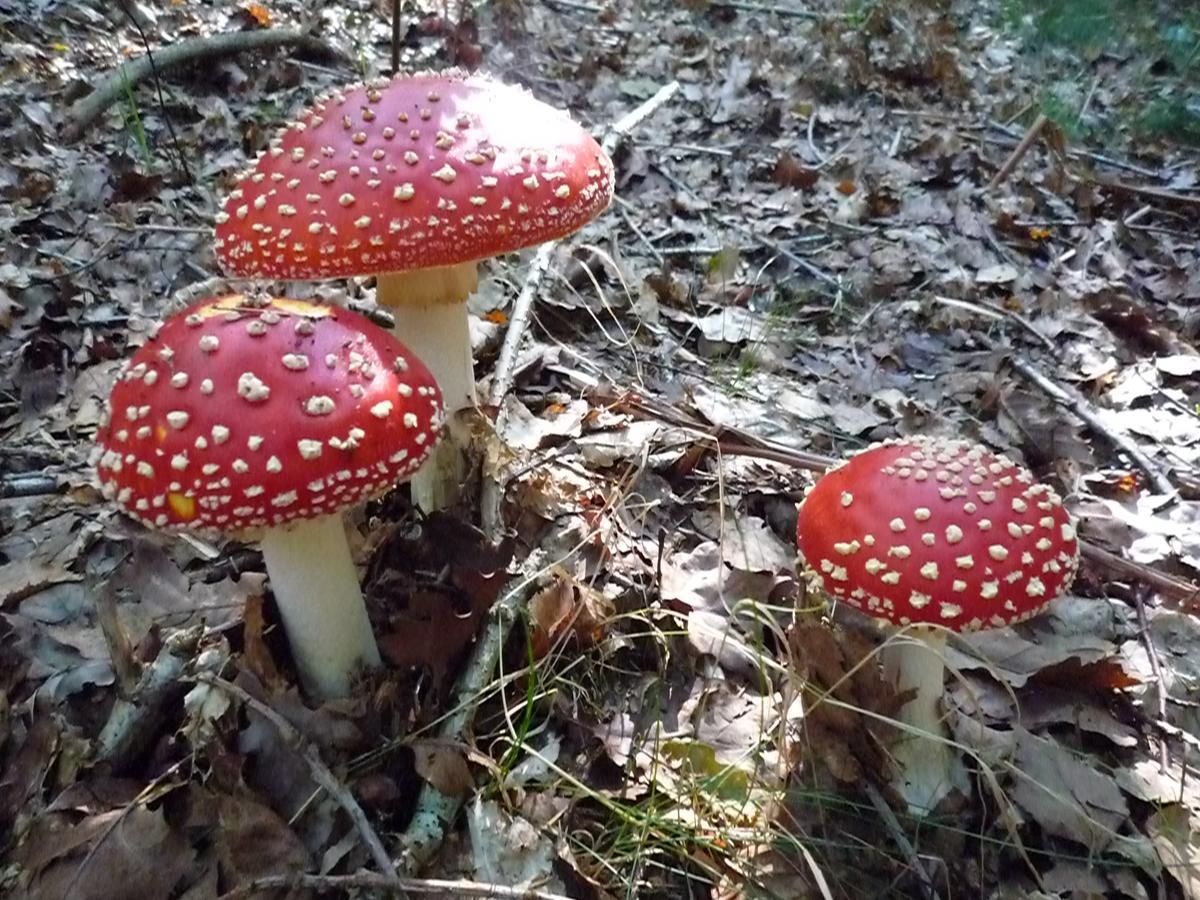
[1,0,1200,896]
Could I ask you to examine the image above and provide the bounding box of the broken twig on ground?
[63,29,341,140]
[0,473,62,499]
[197,675,395,877]
[986,113,1048,191]
[217,871,571,900]
[978,334,1180,505]
[97,626,201,769]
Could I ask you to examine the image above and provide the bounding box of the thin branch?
[218,871,571,900]
[0,473,62,499]
[979,334,1180,505]
[715,213,841,289]
[488,80,681,412]
[1133,585,1170,773]
[930,295,1055,353]
[573,379,1200,611]
[1092,177,1200,208]
[63,29,342,141]
[986,113,1048,191]
[197,675,395,877]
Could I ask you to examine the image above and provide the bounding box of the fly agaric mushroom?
[214,70,614,510]
[94,294,443,699]
[795,436,1079,812]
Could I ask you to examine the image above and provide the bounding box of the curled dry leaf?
[529,567,613,659]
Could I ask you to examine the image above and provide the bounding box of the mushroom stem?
[879,628,968,813]
[260,515,381,699]
[376,263,480,315]
[378,268,477,511]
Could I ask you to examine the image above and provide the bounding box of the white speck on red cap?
[795,436,1079,632]
[95,295,444,535]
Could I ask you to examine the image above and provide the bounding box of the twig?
[63,29,341,140]
[1079,543,1200,610]
[114,0,192,181]
[986,113,1048,191]
[715,214,841,289]
[930,295,1055,353]
[977,334,1180,506]
[864,782,943,900]
[489,242,557,417]
[488,80,680,414]
[97,627,201,770]
[575,380,1200,610]
[0,473,62,499]
[711,0,822,16]
[1091,177,1200,208]
[218,871,571,900]
[197,675,395,877]
[1133,585,1171,773]
[985,120,1164,180]
[394,573,542,873]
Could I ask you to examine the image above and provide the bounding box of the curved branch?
[63,29,342,141]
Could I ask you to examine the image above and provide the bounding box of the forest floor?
[2,0,1200,897]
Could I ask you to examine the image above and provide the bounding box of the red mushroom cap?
[796,437,1079,632]
[94,295,443,533]
[214,71,614,280]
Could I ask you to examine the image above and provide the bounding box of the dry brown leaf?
[413,742,474,798]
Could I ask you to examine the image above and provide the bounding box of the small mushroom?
[214,70,614,510]
[94,295,444,699]
[795,436,1079,812]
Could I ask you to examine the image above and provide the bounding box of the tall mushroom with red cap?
[214,70,614,510]
[795,436,1079,812]
[94,294,443,699]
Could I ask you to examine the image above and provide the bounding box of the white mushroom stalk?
[795,436,1080,814]
[94,295,444,701]
[379,269,477,511]
[260,515,381,698]
[878,628,967,813]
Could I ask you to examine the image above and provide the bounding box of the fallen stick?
[198,674,394,877]
[986,113,1048,191]
[0,473,62,500]
[397,89,681,869]
[63,29,342,141]
[488,80,680,415]
[980,335,1181,506]
[579,382,1200,611]
[217,871,571,900]
[97,626,201,770]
